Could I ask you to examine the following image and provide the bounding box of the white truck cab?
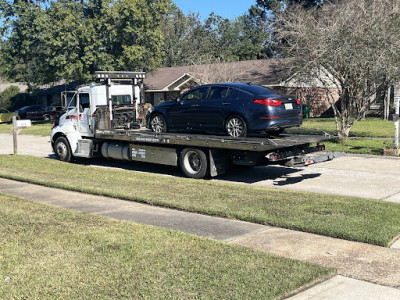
[51,71,146,160]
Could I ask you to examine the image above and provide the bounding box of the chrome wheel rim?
[151,115,166,133]
[226,117,244,137]
[184,151,201,174]
[56,142,67,160]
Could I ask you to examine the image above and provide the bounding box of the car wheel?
[150,114,167,133]
[54,136,73,162]
[180,148,208,179]
[225,116,247,138]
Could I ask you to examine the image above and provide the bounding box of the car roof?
[199,82,276,96]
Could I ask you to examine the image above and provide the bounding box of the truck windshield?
[61,92,77,110]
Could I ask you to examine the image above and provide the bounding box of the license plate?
[284,103,293,110]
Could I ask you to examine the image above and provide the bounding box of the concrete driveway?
[1,133,400,202]
[216,155,400,203]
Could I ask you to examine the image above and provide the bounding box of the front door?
[168,86,209,130]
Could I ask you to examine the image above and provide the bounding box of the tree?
[0,86,20,109]
[274,0,400,138]
[161,5,212,67]
[0,0,51,87]
[0,0,170,86]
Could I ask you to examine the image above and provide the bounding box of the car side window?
[207,87,239,101]
[208,87,228,100]
[182,87,208,101]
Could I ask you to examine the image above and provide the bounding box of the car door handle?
[222,102,230,106]
[191,104,199,107]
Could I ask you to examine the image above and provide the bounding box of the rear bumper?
[250,116,303,132]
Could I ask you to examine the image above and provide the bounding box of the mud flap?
[209,149,227,177]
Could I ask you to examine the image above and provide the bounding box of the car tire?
[180,148,209,179]
[150,114,167,133]
[225,115,247,138]
[54,136,73,162]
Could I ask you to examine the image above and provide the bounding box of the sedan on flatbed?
[146,83,302,137]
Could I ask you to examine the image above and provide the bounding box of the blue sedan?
[146,83,302,137]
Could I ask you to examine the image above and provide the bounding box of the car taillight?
[296,99,301,105]
[252,99,282,106]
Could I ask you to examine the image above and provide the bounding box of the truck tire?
[54,136,73,162]
[180,148,209,179]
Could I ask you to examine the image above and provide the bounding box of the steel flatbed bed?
[95,129,332,152]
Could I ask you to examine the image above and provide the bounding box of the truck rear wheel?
[180,148,208,179]
[54,136,73,162]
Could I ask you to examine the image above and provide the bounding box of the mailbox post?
[394,84,400,150]
[11,116,31,155]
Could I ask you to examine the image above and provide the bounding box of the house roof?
[144,59,288,91]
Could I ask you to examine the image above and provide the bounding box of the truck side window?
[79,93,90,112]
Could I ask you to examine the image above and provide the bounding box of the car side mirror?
[175,96,181,103]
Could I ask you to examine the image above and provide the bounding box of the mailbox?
[389,114,399,122]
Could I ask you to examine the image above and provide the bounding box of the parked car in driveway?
[26,106,63,121]
[15,105,46,119]
[146,83,302,137]
[0,108,19,123]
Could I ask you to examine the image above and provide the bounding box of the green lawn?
[300,117,395,137]
[323,138,394,155]
[0,121,52,136]
[288,117,397,155]
[0,193,333,299]
[1,155,399,247]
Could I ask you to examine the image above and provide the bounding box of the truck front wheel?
[180,148,209,179]
[54,136,73,162]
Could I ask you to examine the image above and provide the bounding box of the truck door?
[77,92,93,136]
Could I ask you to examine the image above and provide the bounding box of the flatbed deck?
[95,128,333,152]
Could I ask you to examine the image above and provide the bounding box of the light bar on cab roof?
[94,71,146,80]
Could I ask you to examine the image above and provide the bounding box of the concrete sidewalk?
[0,178,399,299]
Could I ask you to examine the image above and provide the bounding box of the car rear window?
[237,84,277,96]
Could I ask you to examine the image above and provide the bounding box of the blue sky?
[172,0,256,20]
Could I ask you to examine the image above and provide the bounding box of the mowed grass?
[0,155,400,247]
[300,117,395,137]
[323,138,394,155]
[0,193,333,299]
[288,117,397,155]
[0,121,52,136]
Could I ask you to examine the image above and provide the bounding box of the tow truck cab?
[52,71,146,155]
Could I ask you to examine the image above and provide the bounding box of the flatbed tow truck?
[51,71,341,179]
